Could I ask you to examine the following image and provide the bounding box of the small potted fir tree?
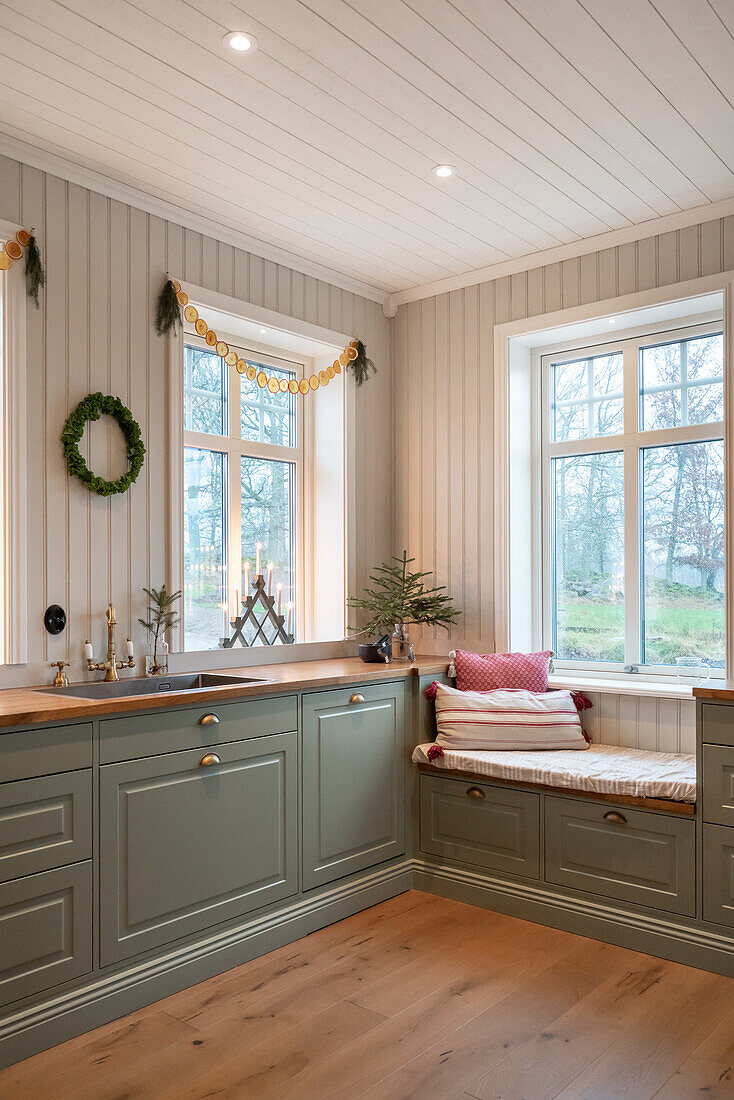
[347,551,460,661]
[139,585,181,676]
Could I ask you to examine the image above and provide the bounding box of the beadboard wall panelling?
[394,214,734,655]
[582,693,696,756]
[0,152,390,687]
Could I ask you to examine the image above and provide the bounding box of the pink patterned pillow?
[454,649,552,693]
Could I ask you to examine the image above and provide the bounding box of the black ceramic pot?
[358,638,392,662]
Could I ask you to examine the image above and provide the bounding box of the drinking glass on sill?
[676,656,711,686]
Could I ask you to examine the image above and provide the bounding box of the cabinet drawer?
[0,770,92,883]
[100,694,297,762]
[545,796,695,915]
[419,775,540,879]
[700,703,734,746]
[0,723,92,783]
[100,732,298,964]
[703,824,734,928]
[0,862,92,1008]
[702,746,734,827]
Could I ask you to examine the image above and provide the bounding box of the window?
[542,324,725,674]
[182,337,301,651]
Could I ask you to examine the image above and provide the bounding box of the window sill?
[548,672,695,701]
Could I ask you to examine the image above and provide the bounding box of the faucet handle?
[49,661,70,687]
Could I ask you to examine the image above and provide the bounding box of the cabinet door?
[302,682,405,890]
[703,824,734,928]
[100,732,297,965]
[0,770,92,883]
[0,863,92,1009]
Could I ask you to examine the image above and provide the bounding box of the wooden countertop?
[694,682,734,701]
[0,656,451,730]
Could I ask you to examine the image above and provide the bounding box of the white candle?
[243,560,250,593]
[83,640,93,661]
[286,602,293,635]
[267,563,274,595]
[276,583,283,616]
[161,637,169,655]
[256,543,262,577]
[126,638,134,658]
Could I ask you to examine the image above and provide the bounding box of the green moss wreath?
[62,393,145,496]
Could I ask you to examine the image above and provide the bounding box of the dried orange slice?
[299,378,310,395]
[334,362,342,374]
[288,379,299,394]
[5,240,22,260]
[309,374,319,391]
[235,359,247,375]
[176,290,188,307]
[195,318,208,336]
[268,377,279,394]
[225,350,237,366]
[347,345,358,360]
[15,229,30,247]
[318,370,328,386]
[246,364,257,381]
[171,279,181,293]
[327,364,335,379]
[279,378,289,392]
[205,330,217,347]
[0,252,10,270]
[184,304,198,323]
[257,371,268,388]
[339,352,349,368]
[216,340,229,358]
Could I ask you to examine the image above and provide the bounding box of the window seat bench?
[412,742,696,815]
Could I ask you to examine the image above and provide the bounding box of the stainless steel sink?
[36,672,270,699]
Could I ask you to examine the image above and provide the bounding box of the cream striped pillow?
[434,682,588,751]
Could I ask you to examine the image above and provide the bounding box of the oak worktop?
[694,682,734,701]
[0,656,450,730]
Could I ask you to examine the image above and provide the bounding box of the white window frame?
[182,330,308,650]
[0,219,27,666]
[539,318,724,679]
[493,272,734,687]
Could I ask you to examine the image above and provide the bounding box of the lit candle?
[230,586,239,619]
[243,560,250,593]
[267,563,274,595]
[286,602,293,635]
[276,583,283,616]
[256,543,262,577]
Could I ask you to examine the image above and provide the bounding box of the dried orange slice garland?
[170,279,359,395]
[0,228,31,271]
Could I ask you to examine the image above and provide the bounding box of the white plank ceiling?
[1,0,734,297]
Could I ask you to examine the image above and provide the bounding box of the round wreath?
[62,393,145,497]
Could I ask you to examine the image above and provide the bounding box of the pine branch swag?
[0,228,46,307]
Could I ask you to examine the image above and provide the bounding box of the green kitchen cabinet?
[99,731,298,965]
[302,682,406,890]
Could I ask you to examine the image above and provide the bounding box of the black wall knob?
[44,604,67,636]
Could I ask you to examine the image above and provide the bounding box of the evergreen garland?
[156,278,182,335]
[347,550,460,636]
[348,340,375,386]
[24,235,45,307]
[62,393,145,497]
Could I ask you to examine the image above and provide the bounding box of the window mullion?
[624,443,641,667]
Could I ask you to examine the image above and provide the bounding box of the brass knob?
[199,752,221,767]
[466,787,485,799]
[603,811,627,825]
[349,692,365,704]
[198,713,220,726]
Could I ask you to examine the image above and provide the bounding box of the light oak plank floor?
[1,891,732,1099]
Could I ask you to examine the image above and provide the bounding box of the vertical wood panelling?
[577,693,696,753]
[0,152,391,686]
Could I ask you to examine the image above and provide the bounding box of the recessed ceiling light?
[224,31,258,52]
[608,317,616,324]
[433,164,455,178]
[259,327,268,334]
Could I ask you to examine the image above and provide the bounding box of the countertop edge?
[0,657,451,729]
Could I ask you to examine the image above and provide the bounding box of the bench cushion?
[412,742,696,803]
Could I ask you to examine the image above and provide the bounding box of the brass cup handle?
[199,752,221,767]
[349,693,365,704]
[603,810,627,825]
[466,787,486,799]
[198,713,220,726]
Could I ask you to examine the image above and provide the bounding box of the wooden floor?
[1,891,733,1099]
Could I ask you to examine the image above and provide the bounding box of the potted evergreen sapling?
[138,585,181,675]
[348,551,460,661]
